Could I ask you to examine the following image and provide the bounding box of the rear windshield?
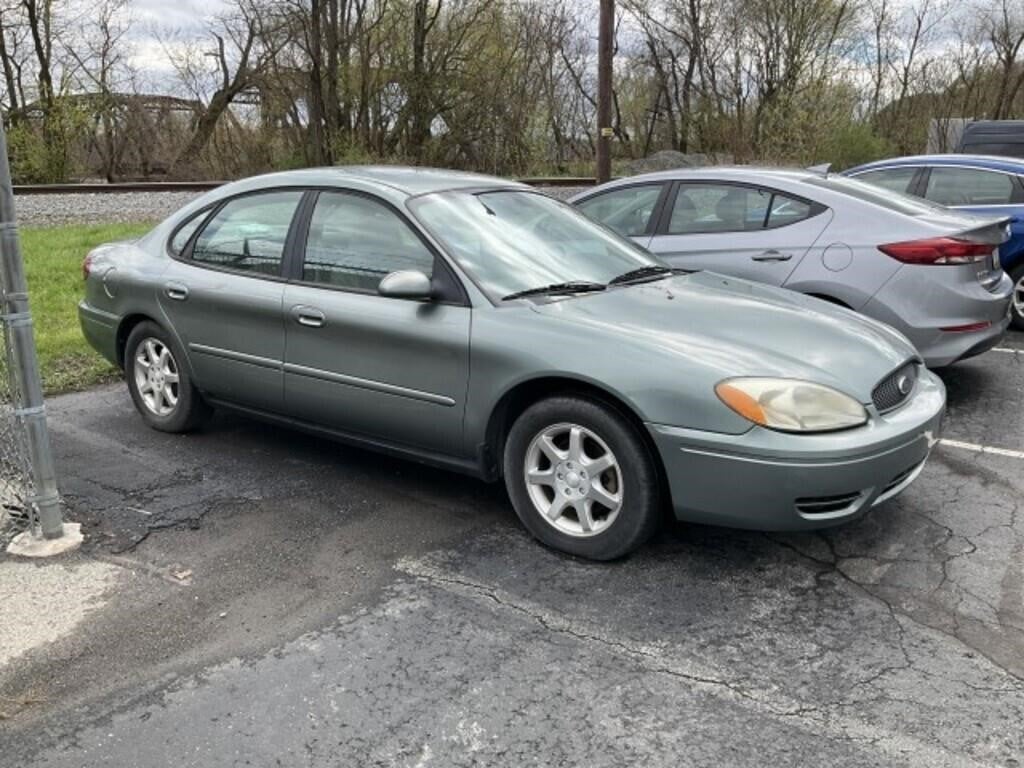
[960,142,1024,159]
[801,175,949,216]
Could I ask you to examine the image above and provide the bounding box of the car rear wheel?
[503,396,661,560]
[125,321,211,432]
[1010,265,1024,331]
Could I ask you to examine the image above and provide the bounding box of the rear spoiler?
[958,216,1012,245]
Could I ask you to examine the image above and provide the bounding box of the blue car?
[844,154,1024,329]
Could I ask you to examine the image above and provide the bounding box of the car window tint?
[668,185,770,234]
[924,167,1014,206]
[576,184,662,237]
[766,194,812,227]
[853,167,916,195]
[169,209,208,256]
[960,142,1024,159]
[303,191,434,292]
[191,191,302,276]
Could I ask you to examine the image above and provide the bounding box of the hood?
[529,272,917,403]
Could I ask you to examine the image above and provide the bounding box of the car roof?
[593,166,820,187]
[846,154,1024,174]
[212,165,527,200]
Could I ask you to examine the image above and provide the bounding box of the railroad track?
[12,176,597,195]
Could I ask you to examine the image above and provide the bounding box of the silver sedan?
[572,168,1014,367]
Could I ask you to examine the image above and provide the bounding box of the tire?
[503,395,661,560]
[125,321,211,433]
[1010,264,1024,332]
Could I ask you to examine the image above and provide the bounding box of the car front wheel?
[503,395,661,560]
[1010,264,1024,331]
[125,321,211,432]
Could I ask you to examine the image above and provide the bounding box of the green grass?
[20,222,153,394]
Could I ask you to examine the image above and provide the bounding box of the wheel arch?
[116,313,195,380]
[115,313,157,370]
[482,376,669,501]
[805,292,853,309]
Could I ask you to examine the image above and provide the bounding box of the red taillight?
[82,253,95,281]
[878,237,992,265]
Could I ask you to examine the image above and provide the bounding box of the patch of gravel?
[14,191,206,228]
[12,185,592,228]
[0,557,122,668]
[541,185,590,201]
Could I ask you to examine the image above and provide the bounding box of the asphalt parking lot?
[2,332,1023,767]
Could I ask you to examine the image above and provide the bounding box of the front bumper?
[647,370,946,531]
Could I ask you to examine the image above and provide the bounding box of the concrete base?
[6,523,83,558]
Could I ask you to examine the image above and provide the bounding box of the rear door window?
[666,184,814,234]
[923,167,1015,206]
[190,191,303,276]
[668,185,770,233]
[766,195,812,228]
[169,208,210,256]
[851,167,917,195]
[575,184,664,237]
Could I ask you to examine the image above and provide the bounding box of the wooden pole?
[596,0,613,183]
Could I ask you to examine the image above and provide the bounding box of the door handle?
[751,250,793,262]
[291,305,326,328]
[164,282,189,301]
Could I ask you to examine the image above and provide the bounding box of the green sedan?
[80,167,945,560]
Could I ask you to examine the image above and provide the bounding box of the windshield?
[802,175,950,217]
[409,190,663,301]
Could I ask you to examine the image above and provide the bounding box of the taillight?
[878,237,993,265]
[82,253,95,281]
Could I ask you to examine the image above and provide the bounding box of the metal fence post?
[0,120,64,540]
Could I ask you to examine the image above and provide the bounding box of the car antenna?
[806,163,832,177]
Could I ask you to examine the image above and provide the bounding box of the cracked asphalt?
[1,333,1023,767]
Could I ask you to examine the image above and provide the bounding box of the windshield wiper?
[608,265,677,285]
[502,281,607,301]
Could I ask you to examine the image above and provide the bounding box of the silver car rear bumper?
[648,370,946,531]
[864,269,1012,368]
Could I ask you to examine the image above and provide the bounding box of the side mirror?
[378,269,433,300]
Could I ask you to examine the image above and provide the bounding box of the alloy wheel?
[133,338,180,417]
[523,422,623,537]
[1014,272,1024,322]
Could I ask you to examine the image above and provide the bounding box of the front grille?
[872,362,918,413]
[795,491,863,516]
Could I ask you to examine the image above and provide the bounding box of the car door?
[645,182,830,286]
[159,189,305,413]
[282,189,471,454]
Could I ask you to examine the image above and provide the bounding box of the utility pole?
[596,0,614,183]
[0,119,76,555]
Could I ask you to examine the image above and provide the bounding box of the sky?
[124,0,231,90]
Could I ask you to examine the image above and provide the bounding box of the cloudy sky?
[131,0,226,30]
[121,0,232,90]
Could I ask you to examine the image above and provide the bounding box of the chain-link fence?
[0,313,34,544]
[0,120,63,550]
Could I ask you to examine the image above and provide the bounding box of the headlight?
[715,378,868,433]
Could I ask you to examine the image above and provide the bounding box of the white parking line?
[939,438,1024,460]
[992,347,1020,354]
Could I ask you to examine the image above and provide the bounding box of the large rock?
[625,150,733,175]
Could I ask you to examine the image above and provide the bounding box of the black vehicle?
[957,120,1024,159]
